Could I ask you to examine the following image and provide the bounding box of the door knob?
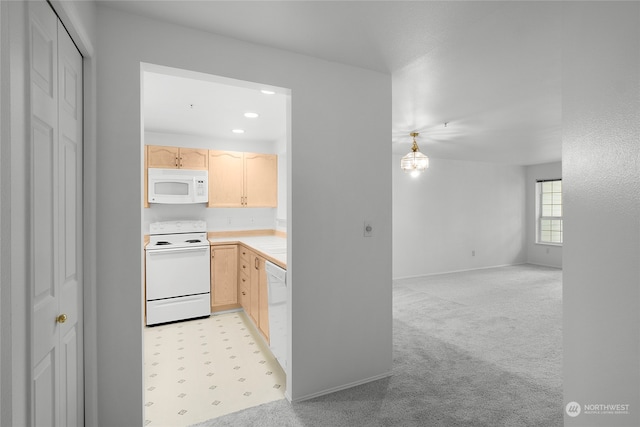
[56,314,68,324]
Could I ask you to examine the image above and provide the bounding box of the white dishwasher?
[265,261,287,371]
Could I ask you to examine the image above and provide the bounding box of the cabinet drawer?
[239,271,249,288]
[239,288,249,311]
[238,271,250,311]
[239,259,251,275]
[239,246,250,263]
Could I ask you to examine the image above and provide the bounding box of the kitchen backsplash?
[143,204,279,235]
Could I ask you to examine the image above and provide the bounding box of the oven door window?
[154,181,189,195]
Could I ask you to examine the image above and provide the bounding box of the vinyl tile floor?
[144,311,286,427]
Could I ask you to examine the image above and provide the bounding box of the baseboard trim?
[526,261,563,269]
[393,262,528,282]
[288,371,393,403]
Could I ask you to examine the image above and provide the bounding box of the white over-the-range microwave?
[148,168,208,204]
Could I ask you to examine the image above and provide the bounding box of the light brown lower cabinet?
[239,246,270,343]
[249,251,260,327]
[209,243,270,342]
[210,245,239,311]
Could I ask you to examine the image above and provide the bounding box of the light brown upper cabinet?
[209,150,277,208]
[208,150,244,207]
[147,145,208,170]
[245,152,278,208]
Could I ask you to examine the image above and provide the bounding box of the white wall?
[562,2,640,426]
[97,5,391,426]
[144,204,276,235]
[276,141,287,231]
[0,2,4,419]
[393,156,526,278]
[2,5,33,424]
[0,3,15,424]
[143,131,279,234]
[525,162,562,267]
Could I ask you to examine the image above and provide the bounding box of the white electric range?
[145,220,210,326]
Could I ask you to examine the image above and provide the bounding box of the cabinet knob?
[56,314,67,324]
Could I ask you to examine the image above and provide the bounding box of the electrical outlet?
[364,220,373,237]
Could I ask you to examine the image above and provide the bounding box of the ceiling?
[105,0,562,166]
[144,70,288,144]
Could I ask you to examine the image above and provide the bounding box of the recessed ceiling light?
[232,129,245,134]
[260,90,275,95]
[244,112,259,118]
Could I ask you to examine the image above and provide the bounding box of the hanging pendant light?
[400,132,429,177]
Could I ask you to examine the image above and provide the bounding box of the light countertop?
[209,235,286,269]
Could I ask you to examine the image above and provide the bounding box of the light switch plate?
[364,220,373,237]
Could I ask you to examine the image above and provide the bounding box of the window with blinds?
[537,179,562,244]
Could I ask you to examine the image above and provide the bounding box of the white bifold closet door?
[29,1,84,425]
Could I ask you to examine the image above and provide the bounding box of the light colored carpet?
[191,264,563,427]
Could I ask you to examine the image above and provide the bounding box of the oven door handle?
[147,246,209,255]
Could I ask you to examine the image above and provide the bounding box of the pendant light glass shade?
[401,132,429,177]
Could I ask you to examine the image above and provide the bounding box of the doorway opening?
[140,63,291,426]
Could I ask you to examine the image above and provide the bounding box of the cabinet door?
[179,147,208,170]
[209,150,244,207]
[249,252,260,326]
[147,145,179,168]
[244,153,278,207]
[211,245,238,307]
[258,257,270,342]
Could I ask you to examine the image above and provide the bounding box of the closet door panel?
[30,3,60,425]
[57,19,84,427]
[29,2,84,425]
